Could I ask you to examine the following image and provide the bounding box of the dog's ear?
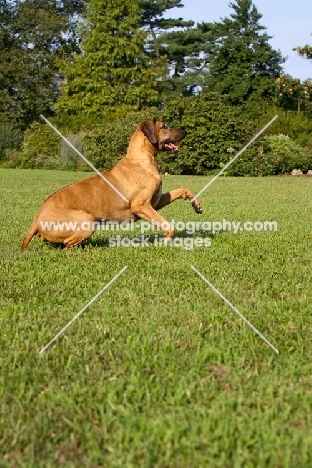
[141,120,157,145]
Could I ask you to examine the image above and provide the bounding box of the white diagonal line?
[39,114,129,203]
[191,115,278,202]
[39,266,128,354]
[191,266,279,354]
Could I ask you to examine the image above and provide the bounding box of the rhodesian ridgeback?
[21,120,202,250]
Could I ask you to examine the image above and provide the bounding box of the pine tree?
[139,1,213,99]
[57,0,160,119]
[158,22,214,98]
[205,0,285,104]
[139,0,193,59]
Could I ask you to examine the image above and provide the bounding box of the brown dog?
[21,120,202,250]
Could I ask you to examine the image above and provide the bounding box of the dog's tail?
[21,220,38,251]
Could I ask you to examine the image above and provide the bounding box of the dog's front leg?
[131,200,174,242]
[155,188,202,214]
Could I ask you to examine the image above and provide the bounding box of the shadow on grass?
[84,229,222,248]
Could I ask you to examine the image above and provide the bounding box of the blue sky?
[168,0,312,80]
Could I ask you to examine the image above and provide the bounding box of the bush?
[159,93,257,175]
[303,134,312,157]
[261,134,311,174]
[4,120,90,170]
[262,107,312,144]
[5,121,60,169]
[228,134,312,176]
[5,95,312,176]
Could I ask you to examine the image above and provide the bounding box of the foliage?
[264,107,312,143]
[157,23,214,100]
[4,118,96,170]
[204,0,285,104]
[228,134,312,176]
[159,93,256,174]
[140,0,193,55]
[82,109,160,170]
[293,43,312,60]
[276,74,312,113]
[139,1,213,99]
[0,0,84,129]
[56,0,160,119]
[6,121,61,169]
[0,120,22,161]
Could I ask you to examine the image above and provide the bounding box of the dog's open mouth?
[163,142,180,153]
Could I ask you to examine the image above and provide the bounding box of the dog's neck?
[125,135,159,175]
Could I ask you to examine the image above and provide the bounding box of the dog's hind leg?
[155,189,202,214]
[36,210,96,249]
[62,212,96,249]
[63,234,92,249]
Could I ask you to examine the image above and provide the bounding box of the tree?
[139,0,193,59]
[0,0,84,129]
[139,1,213,99]
[158,22,214,98]
[0,0,14,121]
[293,44,312,61]
[276,74,312,113]
[56,0,160,120]
[293,32,312,61]
[204,0,285,104]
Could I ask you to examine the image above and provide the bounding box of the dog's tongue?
[167,142,179,151]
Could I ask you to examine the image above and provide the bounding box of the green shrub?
[262,107,312,143]
[4,110,159,171]
[228,134,312,176]
[5,95,312,176]
[5,120,90,170]
[303,135,312,157]
[6,121,61,169]
[159,93,257,175]
[261,134,311,174]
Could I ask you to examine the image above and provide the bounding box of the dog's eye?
[162,124,168,130]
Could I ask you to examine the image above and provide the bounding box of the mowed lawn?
[1,168,312,467]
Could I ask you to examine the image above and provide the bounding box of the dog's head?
[140,120,186,154]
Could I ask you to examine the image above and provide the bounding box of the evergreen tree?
[139,0,193,59]
[204,0,285,104]
[57,0,160,119]
[158,22,214,98]
[139,1,213,99]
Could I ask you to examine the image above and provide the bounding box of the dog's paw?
[192,198,202,214]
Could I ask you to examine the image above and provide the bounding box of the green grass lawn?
[1,168,312,467]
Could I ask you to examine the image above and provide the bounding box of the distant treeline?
[1,0,312,175]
